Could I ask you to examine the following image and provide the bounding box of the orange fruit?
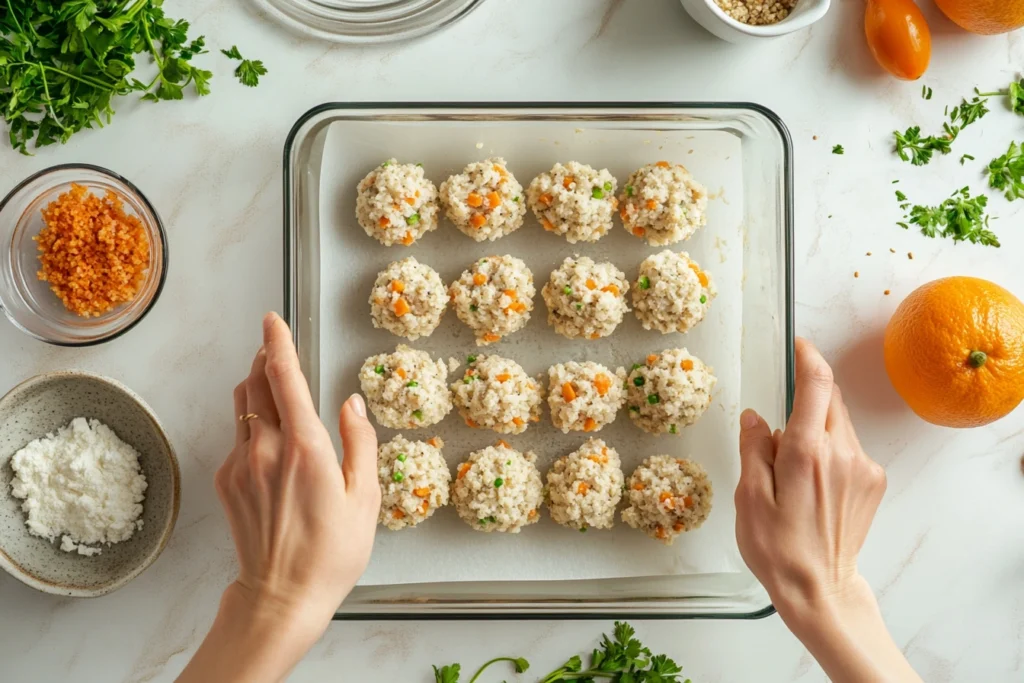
[864,0,931,81]
[934,0,1024,35]
[884,277,1024,428]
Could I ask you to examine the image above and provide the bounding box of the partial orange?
[884,276,1024,428]
[934,0,1024,35]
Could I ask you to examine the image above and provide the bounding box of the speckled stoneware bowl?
[0,371,179,597]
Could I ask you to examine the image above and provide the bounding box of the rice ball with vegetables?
[356,159,439,247]
[378,435,450,530]
[619,161,707,246]
[541,256,630,340]
[625,349,716,435]
[622,455,713,544]
[450,255,535,346]
[547,361,626,433]
[527,162,618,243]
[369,257,448,340]
[633,251,716,334]
[546,438,624,531]
[359,345,452,429]
[452,354,543,433]
[453,442,543,533]
[440,158,526,242]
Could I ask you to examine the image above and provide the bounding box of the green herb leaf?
[235,58,267,88]
[832,144,844,155]
[922,84,933,100]
[432,663,460,683]
[960,153,975,165]
[987,141,1024,201]
[220,45,243,60]
[900,187,999,247]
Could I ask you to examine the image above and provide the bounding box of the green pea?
[700,295,707,304]
[591,187,605,199]
[374,365,385,375]
[406,381,419,388]
[463,376,475,384]
[392,471,404,482]
[506,460,512,466]
[468,355,477,364]
[647,394,660,405]
[412,409,423,420]
[639,276,650,290]
[575,303,583,310]
[494,477,504,488]
[631,363,642,371]
[626,185,634,197]
[406,213,420,226]
[563,286,573,295]
[669,424,677,434]
[603,181,613,192]
[579,527,588,533]
[629,406,640,413]
[470,304,478,312]
[397,453,407,462]
[633,376,645,387]
[381,160,391,167]
[512,196,520,203]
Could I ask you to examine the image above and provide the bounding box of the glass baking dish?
[283,103,794,619]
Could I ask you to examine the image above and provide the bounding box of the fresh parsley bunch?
[987,141,1024,202]
[0,0,212,154]
[898,187,999,248]
[433,622,690,683]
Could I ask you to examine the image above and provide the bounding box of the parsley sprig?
[893,94,990,166]
[987,141,1024,202]
[897,187,999,248]
[220,44,267,87]
[432,622,689,683]
[0,0,213,154]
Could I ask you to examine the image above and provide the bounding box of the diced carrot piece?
[673,522,684,532]
[482,332,500,343]
[458,462,472,479]
[415,190,420,198]
[467,192,484,208]
[541,218,555,231]
[497,439,510,448]
[660,492,675,509]
[619,206,629,220]
[563,176,574,189]
[562,382,576,402]
[577,482,590,494]
[378,216,390,228]
[530,415,540,422]
[393,508,406,519]
[391,280,405,293]
[392,204,401,211]
[632,482,645,491]
[698,271,709,287]
[496,373,511,383]
[421,500,430,514]
[683,495,694,509]
[512,417,524,427]
[589,333,600,340]
[593,373,611,396]
[470,213,487,229]
[656,161,670,168]
[645,199,658,210]
[540,193,553,206]
[396,368,407,379]
[473,273,488,286]
[681,359,694,371]
[493,164,507,177]
[510,301,527,313]
[655,525,667,539]
[632,227,646,237]
[602,446,608,456]
[486,192,501,210]
[583,417,596,432]
[503,289,517,300]
[413,487,431,498]
[466,418,478,428]
[528,509,538,519]
[688,262,700,273]
[393,297,411,317]
[601,284,620,296]
[585,279,597,290]
[405,197,416,205]
[646,354,658,365]
[427,437,440,448]
[401,232,414,246]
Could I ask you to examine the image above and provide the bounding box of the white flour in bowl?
[10,417,147,557]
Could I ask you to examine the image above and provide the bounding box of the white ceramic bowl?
[0,372,179,597]
[680,0,831,42]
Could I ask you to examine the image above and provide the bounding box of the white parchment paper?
[318,119,747,586]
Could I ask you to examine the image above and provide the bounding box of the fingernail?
[740,409,759,430]
[348,393,366,418]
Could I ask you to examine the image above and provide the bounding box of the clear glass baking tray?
[283,103,794,619]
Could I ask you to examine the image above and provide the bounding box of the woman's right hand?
[736,338,920,682]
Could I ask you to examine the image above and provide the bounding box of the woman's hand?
[736,338,920,683]
[178,313,380,683]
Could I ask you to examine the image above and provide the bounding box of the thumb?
[737,409,776,502]
[339,394,378,493]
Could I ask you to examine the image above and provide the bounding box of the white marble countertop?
[1,1,1023,681]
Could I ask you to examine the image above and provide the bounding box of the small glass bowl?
[0,164,167,346]
[253,0,488,44]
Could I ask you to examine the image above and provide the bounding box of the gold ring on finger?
[238,413,259,423]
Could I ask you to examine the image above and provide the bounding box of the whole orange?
[934,0,1024,35]
[884,277,1024,428]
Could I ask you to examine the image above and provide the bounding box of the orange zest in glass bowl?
[35,184,150,318]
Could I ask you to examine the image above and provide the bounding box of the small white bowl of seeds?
[680,0,830,42]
